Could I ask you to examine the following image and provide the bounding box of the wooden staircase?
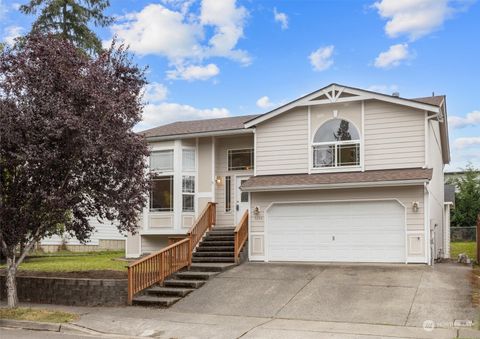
[128,205,249,308]
[132,228,237,307]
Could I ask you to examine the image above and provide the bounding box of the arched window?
[312,119,361,168]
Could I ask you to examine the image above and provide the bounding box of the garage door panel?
[266,200,406,263]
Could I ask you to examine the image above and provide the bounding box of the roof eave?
[242,178,430,192]
[145,128,254,142]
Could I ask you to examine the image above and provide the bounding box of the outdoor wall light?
[215,176,222,185]
[253,206,260,215]
[412,201,419,212]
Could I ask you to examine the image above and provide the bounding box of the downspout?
[424,182,433,266]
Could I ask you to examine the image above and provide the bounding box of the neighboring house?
[443,184,456,258]
[126,83,450,264]
[40,219,126,252]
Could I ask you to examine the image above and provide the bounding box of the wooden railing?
[234,210,248,263]
[127,238,190,304]
[127,202,217,304]
[187,202,217,252]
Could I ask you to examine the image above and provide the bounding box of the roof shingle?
[241,168,433,191]
[141,114,259,138]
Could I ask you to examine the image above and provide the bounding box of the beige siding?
[126,233,141,258]
[250,186,425,260]
[141,235,168,254]
[428,119,445,258]
[364,100,425,170]
[214,135,254,227]
[256,107,308,175]
[198,137,213,193]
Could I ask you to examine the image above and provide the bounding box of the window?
[182,175,195,212]
[150,150,173,172]
[150,175,173,211]
[228,149,254,171]
[182,149,195,171]
[312,119,360,168]
[225,176,231,212]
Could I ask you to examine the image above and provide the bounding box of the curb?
[0,319,104,336]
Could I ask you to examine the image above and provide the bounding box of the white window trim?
[227,148,255,171]
[181,146,197,214]
[310,119,362,173]
[148,147,175,214]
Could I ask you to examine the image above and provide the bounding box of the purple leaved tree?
[0,33,150,308]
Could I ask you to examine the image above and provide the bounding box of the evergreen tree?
[448,164,480,227]
[20,0,113,55]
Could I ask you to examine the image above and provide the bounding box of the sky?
[1,0,479,171]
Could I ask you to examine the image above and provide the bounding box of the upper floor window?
[150,150,174,172]
[182,149,196,171]
[312,119,360,168]
[228,149,254,171]
[150,175,174,211]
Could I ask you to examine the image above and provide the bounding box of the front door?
[235,176,250,224]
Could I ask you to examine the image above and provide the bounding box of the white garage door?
[266,200,405,263]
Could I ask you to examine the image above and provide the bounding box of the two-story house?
[126,83,450,265]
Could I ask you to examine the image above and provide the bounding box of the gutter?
[145,128,254,142]
[242,179,430,192]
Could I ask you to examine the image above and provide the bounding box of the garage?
[266,200,406,263]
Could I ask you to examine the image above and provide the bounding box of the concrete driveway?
[171,262,477,328]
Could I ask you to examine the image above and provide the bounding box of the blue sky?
[1,0,479,171]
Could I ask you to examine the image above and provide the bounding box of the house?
[40,219,126,252]
[126,83,450,264]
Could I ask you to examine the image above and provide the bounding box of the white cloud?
[374,43,411,69]
[372,0,470,41]
[137,102,230,131]
[273,7,288,30]
[454,137,480,149]
[256,96,274,109]
[167,63,220,81]
[309,45,334,72]
[448,111,480,129]
[143,82,168,103]
[3,25,23,46]
[200,0,250,64]
[110,1,249,81]
[367,84,399,94]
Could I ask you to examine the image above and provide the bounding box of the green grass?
[0,307,78,323]
[1,251,127,272]
[451,241,476,261]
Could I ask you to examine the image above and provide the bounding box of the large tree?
[20,0,113,55]
[448,164,480,227]
[0,33,149,307]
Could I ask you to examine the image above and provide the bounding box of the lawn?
[451,241,476,261]
[0,307,78,323]
[1,251,127,272]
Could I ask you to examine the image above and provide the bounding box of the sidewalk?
[2,303,479,339]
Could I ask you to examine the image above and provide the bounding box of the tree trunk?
[6,256,18,308]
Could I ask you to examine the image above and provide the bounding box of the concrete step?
[189,262,237,272]
[192,257,235,263]
[146,286,193,297]
[196,246,234,252]
[193,251,234,257]
[163,279,206,288]
[175,271,219,280]
[132,295,180,307]
[204,235,234,241]
[200,240,234,246]
[210,227,235,232]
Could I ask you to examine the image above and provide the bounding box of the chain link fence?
[450,226,476,242]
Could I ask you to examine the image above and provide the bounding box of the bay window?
[182,175,195,212]
[312,119,361,168]
[150,175,174,211]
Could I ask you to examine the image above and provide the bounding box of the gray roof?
[411,95,445,107]
[444,184,456,205]
[141,114,259,138]
[241,168,433,191]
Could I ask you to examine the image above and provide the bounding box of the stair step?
[210,227,235,231]
[201,241,234,246]
[196,246,234,252]
[132,295,180,307]
[175,271,219,280]
[205,235,234,241]
[192,257,235,263]
[164,279,206,288]
[207,230,235,236]
[146,286,193,297]
[193,251,234,257]
[189,263,237,272]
